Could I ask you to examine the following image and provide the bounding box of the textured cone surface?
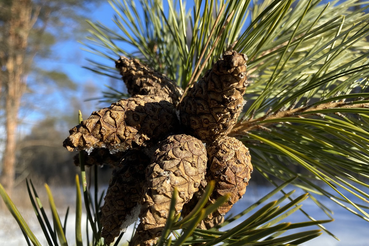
[182,136,252,229]
[205,136,253,227]
[73,148,125,167]
[116,56,183,105]
[179,50,248,143]
[129,223,162,246]
[180,180,209,230]
[130,134,207,246]
[101,149,151,245]
[63,95,179,153]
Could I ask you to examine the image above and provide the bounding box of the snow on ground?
[1,183,368,245]
[228,184,369,246]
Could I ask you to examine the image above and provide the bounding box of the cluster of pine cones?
[63,50,253,246]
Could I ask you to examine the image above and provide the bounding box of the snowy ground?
[1,183,368,245]
[228,184,369,246]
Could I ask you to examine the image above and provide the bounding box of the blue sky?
[20,2,121,132]
[26,0,194,129]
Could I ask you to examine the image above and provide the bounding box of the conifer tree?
[82,0,369,244]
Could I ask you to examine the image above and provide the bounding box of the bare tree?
[0,0,33,194]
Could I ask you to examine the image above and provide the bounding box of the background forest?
[0,0,111,188]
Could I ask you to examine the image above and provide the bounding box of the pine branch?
[231,99,369,135]
[83,0,369,241]
[179,7,235,104]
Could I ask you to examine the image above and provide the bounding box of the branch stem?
[231,100,369,136]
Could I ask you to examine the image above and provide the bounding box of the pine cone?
[130,134,208,246]
[205,136,253,228]
[179,50,248,143]
[180,181,208,229]
[183,191,225,230]
[63,95,179,153]
[101,149,151,245]
[116,56,183,105]
[73,148,125,167]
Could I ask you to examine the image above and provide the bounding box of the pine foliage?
[84,0,369,242]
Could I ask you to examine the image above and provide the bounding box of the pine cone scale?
[181,136,253,229]
[207,136,252,214]
[63,95,179,152]
[116,57,183,105]
[130,134,207,246]
[179,51,248,143]
[100,150,151,245]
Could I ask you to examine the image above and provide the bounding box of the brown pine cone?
[182,136,252,229]
[73,148,125,167]
[63,95,179,153]
[179,50,248,144]
[130,134,208,246]
[116,56,183,105]
[100,149,151,245]
[205,136,253,228]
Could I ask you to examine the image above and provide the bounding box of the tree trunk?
[1,97,19,193]
[0,0,32,195]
